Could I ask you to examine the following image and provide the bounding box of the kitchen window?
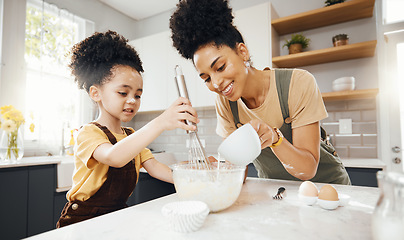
[24,0,94,156]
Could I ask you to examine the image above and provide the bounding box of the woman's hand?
[157,97,199,132]
[248,119,278,149]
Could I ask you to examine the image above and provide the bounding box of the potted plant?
[283,33,310,54]
[325,0,346,7]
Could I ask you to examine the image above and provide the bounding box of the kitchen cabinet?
[345,167,381,187]
[0,164,56,240]
[126,172,175,206]
[130,31,216,112]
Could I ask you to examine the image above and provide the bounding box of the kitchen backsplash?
[322,98,378,159]
[126,107,222,162]
[127,98,378,161]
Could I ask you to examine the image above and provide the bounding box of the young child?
[57,30,199,228]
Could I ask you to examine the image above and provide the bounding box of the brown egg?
[318,184,339,201]
[299,181,318,197]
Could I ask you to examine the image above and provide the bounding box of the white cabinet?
[130,31,215,111]
[129,2,278,112]
[234,2,279,70]
[130,32,170,112]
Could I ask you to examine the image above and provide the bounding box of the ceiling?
[99,0,179,21]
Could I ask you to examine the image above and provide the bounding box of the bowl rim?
[170,162,246,172]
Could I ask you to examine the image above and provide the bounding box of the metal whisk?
[174,65,211,169]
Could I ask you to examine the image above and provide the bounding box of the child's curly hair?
[169,0,244,60]
[68,30,143,92]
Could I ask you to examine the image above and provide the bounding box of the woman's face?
[193,43,249,102]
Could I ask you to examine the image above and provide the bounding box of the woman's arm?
[249,119,320,180]
[142,158,173,183]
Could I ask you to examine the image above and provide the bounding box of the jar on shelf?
[332,34,349,47]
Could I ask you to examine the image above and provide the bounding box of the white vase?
[0,127,24,163]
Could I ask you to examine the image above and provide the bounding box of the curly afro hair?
[169,0,244,60]
[68,30,143,93]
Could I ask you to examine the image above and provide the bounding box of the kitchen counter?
[341,158,386,169]
[0,156,63,168]
[26,177,380,240]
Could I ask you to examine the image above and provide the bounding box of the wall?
[128,0,380,160]
[323,99,378,159]
[126,107,222,162]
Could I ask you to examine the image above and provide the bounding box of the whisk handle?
[174,65,196,128]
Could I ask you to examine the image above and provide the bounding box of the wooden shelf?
[322,88,378,101]
[271,0,375,35]
[272,40,377,68]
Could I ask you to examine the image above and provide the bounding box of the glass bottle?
[372,171,404,240]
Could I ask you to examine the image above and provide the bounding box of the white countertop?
[341,158,386,169]
[26,177,380,240]
[0,156,64,168]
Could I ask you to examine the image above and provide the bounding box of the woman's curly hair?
[169,0,244,60]
[68,30,143,92]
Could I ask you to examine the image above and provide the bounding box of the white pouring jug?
[217,123,261,166]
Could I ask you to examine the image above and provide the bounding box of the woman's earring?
[213,83,219,89]
[244,59,251,68]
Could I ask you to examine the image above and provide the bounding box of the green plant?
[282,34,311,49]
[325,0,346,6]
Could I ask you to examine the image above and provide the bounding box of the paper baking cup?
[161,201,209,233]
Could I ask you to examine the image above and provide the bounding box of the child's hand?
[157,97,199,131]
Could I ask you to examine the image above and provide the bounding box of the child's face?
[95,65,143,123]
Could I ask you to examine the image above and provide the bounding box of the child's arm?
[93,97,198,168]
[142,158,173,183]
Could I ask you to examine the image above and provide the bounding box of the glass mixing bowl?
[171,162,245,212]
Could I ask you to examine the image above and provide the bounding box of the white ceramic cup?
[217,123,261,166]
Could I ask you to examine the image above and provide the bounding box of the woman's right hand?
[157,97,199,131]
[248,119,278,149]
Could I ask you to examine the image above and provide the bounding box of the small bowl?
[161,201,209,233]
[217,123,261,166]
[317,199,339,210]
[333,76,355,85]
[299,194,318,206]
[338,194,351,206]
[332,83,355,92]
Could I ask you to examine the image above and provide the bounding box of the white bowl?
[161,201,209,233]
[299,194,318,206]
[217,123,261,166]
[171,162,245,212]
[338,194,351,206]
[317,199,339,210]
[333,76,355,85]
[332,82,355,92]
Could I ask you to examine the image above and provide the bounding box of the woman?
[169,0,350,184]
